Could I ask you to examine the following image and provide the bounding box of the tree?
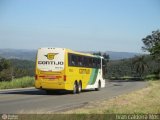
[0,69,12,81]
[142,30,160,61]
[0,58,10,71]
[0,58,12,81]
[92,52,110,62]
[102,53,110,62]
[102,53,110,75]
[142,30,160,78]
[133,56,148,78]
[93,52,102,56]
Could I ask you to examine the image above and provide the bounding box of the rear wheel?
[95,81,101,91]
[73,82,78,94]
[78,81,82,93]
[46,90,53,95]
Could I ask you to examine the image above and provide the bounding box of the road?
[0,80,147,114]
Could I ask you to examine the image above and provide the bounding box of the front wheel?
[95,81,101,91]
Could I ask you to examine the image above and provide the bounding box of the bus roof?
[38,47,103,58]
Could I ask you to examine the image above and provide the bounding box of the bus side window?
[93,58,97,68]
[81,56,84,67]
[83,56,89,67]
[88,57,93,68]
[74,55,79,66]
[78,56,83,66]
[68,53,72,66]
[70,54,78,66]
[71,55,75,66]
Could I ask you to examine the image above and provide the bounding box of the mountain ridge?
[0,49,141,61]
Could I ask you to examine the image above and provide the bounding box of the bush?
[0,58,12,82]
[0,69,12,81]
[145,74,159,81]
[0,76,34,89]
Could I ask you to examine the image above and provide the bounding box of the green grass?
[145,74,159,80]
[0,76,34,89]
[109,76,142,81]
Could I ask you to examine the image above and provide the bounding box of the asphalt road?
[0,80,147,114]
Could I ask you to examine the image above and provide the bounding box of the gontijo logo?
[38,52,63,65]
[45,53,58,60]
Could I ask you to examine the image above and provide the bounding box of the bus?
[35,48,106,94]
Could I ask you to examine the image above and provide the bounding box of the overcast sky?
[0,0,160,53]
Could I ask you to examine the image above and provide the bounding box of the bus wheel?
[95,81,101,91]
[78,82,82,93]
[73,82,78,94]
[46,90,53,95]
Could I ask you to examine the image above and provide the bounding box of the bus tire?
[78,81,82,93]
[95,81,101,91]
[73,82,78,94]
[46,90,53,95]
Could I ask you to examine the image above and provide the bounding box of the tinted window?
[68,53,101,68]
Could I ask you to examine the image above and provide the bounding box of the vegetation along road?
[0,80,147,114]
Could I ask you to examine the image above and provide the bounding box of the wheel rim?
[79,83,81,92]
[73,83,76,94]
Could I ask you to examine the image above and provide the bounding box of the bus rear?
[35,48,66,90]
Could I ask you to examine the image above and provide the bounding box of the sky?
[0,0,160,53]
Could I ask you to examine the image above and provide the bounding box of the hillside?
[0,49,36,61]
[0,49,141,60]
[106,51,141,60]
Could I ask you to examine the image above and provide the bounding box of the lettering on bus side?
[79,69,90,74]
[69,69,73,72]
[38,61,64,65]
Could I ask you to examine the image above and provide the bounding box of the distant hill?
[0,49,141,61]
[82,51,141,60]
[0,49,36,61]
[106,51,141,60]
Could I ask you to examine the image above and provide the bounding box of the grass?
[145,74,159,81]
[63,80,160,114]
[109,74,160,81]
[109,76,142,81]
[0,76,34,89]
